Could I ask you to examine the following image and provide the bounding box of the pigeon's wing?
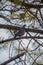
[14,24,26,38]
[15,28,25,36]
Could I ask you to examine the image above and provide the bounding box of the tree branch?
[1,51,25,65]
[0,15,10,22]
[0,24,43,34]
[0,36,43,44]
[23,2,43,9]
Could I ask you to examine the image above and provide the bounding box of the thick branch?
[0,24,43,34]
[23,3,43,8]
[0,36,43,44]
[0,24,20,30]
[1,51,25,65]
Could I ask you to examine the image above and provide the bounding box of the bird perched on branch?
[14,25,26,38]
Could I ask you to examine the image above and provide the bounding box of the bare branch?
[0,36,43,44]
[0,24,43,34]
[1,51,25,65]
[0,15,12,23]
[32,52,43,65]
[23,2,43,9]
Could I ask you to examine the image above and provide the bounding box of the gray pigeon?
[14,25,26,38]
